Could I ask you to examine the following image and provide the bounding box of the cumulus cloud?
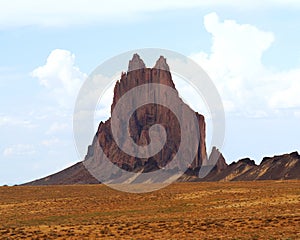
[3,144,36,157]
[94,83,115,122]
[32,49,87,108]
[0,0,300,28]
[191,12,300,117]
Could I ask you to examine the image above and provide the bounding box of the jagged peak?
[208,146,227,172]
[128,54,170,72]
[238,158,256,166]
[154,55,170,71]
[128,53,146,72]
[289,151,300,159]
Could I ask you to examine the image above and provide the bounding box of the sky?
[0,0,300,185]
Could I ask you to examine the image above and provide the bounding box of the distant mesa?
[24,55,300,185]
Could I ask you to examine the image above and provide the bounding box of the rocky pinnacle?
[128,53,146,72]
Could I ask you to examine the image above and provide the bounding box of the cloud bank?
[191,12,300,117]
[1,0,300,28]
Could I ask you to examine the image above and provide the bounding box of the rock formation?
[23,55,300,185]
[24,151,300,185]
[199,151,300,181]
[93,54,207,175]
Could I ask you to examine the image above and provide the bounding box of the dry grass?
[0,181,300,239]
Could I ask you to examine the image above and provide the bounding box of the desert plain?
[0,181,300,239]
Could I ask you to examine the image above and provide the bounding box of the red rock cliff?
[93,54,207,172]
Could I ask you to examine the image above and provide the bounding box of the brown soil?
[0,181,300,239]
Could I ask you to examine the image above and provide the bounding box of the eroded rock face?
[23,54,300,186]
[94,54,207,172]
[200,151,300,182]
[209,147,228,172]
[127,53,146,72]
[22,54,210,186]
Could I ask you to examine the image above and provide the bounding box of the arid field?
[0,181,300,239]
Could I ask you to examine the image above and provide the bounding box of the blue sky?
[1,1,300,185]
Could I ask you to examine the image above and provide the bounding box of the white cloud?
[268,69,300,109]
[94,82,115,123]
[29,49,87,161]
[0,115,35,128]
[41,137,60,147]
[32,49,87,108]
[0,0,300,28]
[191,12,300,117]
[3,144,36,157]
[295,111,300,118]
[46,122,69,135]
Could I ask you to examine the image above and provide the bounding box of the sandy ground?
[0,181,300,239]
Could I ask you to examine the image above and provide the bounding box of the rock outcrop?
[23,55,300,186]
[24,162,99,186]
[199,151,300,181]
[94,54,207,175]
[25,54,209,185]
[232,151,300,181]
[127,53,146,72]
[24,151,300,185]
